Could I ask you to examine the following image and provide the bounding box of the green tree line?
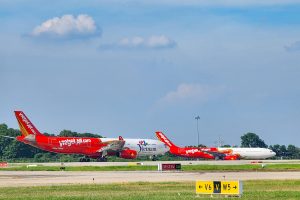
[0,124,299,162]
[240,132,300,159]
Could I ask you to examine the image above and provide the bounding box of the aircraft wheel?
[97,157,108,162]
[80,157,91,162]
[152,155,157,161]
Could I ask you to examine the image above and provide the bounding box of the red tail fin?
[14,111,43,137]
[155,131,177,148]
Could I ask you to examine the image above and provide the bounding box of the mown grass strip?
[0,180,299,200]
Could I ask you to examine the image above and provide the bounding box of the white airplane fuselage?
[218,147,276,159]
[102,138,169,157]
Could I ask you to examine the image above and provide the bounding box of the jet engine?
[223,154,240,160]
[117,149,138,159]
[219,149,233,154]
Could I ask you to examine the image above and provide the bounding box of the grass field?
[0,180,299,200]
[1,163,299,171]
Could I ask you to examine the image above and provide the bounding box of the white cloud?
[147,35,176,48]
[159,83,225,104]
[31,14,100,39]
[285,41,300,52]
[100,35,176,50]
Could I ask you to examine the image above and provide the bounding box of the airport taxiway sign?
[196,180,243,195]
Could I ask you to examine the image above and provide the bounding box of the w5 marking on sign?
[221,181,242,194]
[196,180,243,195]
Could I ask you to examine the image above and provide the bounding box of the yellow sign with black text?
[196,180,243,195]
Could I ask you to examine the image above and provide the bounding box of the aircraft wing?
[201,148,239,160]
[199,147,226,157]
[98,140,125,153]
[201,150,223,157]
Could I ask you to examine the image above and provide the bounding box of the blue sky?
[1,0,300,147]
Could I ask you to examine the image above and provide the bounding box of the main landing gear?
[150,155,158,161]
[97,157,108,162]
[79,157,91,162]
[214,154,227,160]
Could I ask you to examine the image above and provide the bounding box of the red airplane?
[13,111,136,161]
[155,131,239,160]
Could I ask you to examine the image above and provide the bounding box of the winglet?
[14,111,43,137]
[155,131,176,148]
[0,135,16,139]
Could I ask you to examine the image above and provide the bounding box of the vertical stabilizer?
[14,111,43,137]
[155,131,178,148]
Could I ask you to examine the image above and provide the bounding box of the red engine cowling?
[118,149,138,159]
[223,154,240,160]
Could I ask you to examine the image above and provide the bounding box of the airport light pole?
[195,116,200,147]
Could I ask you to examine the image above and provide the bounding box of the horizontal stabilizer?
[0,135,16,139]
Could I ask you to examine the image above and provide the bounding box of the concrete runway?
[0,171,299,187]
[2,160,299,187]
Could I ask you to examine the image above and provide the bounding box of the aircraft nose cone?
[271,151,276,156]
